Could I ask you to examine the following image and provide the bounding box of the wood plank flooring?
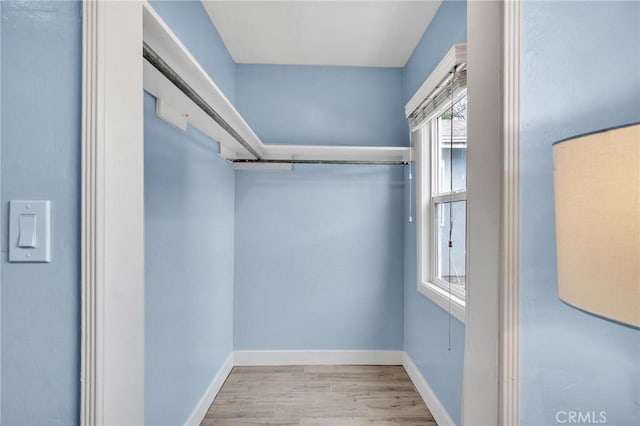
[201,365,437,426]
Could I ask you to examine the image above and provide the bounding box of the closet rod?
[142,42,263,160]
[233,159,408,166]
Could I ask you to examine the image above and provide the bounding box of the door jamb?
[81,1,145,424]
[463,1,521,424]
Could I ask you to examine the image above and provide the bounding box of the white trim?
[81,1,145,424]
[234,350,403,366]
[233,162,294,171]
[402,353,456,426]
[462,2,504,425]
[260,144,410,163]
[417,281,466,323]
[500,1,521,425]
[81,3,98,420]
[405,44,467,117]
[142,2,264,159]
[143,1,406,164]
[414,91,468,323]
[415,129,432,312]
[184,353,234,426]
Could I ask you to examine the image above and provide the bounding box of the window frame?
[415,90,467,323]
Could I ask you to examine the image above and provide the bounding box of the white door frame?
[500,1,522,424]
[463,1,521,425]
[79,0,521,424]
[81,1,145,424]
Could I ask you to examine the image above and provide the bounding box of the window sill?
[417,281,466,323]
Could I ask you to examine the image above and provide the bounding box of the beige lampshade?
[553,123,640,327]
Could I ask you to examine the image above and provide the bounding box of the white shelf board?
[143,1,410,164]
[263,145,409,163]
[143,2,263,159]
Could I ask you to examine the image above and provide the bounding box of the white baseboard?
[184,352,234,426]
[234,350,403,366]
[402,352,455,426]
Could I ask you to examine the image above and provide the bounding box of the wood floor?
[201,365,437,426]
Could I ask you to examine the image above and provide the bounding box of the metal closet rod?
[143,42,263,160]
[233,159,408,165]
[143,43,408,166]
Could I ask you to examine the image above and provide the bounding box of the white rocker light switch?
[18,213,37,248]
[10,200,51,263]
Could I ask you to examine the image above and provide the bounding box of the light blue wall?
[144,94,235,426]
[520,2,640,425]
[402,1,467,424]
[403,207,465,421]
[1,1,81,424]
[234,165,404,350]
[149,0,235,103]
[233,58,408,351]
[145,1,236,425]
[233,61,409,351]
[236,64,407,146]
[403,173,465,426]
[402,0,467,103]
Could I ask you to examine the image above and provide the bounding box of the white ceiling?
[202,1,443,68]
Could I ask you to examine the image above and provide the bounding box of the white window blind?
[408,67,467,131]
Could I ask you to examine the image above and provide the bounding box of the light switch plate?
[9,200,51,263]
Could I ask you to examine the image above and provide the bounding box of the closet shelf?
[142,2,410,165]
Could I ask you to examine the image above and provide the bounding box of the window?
[415,92,467,321]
